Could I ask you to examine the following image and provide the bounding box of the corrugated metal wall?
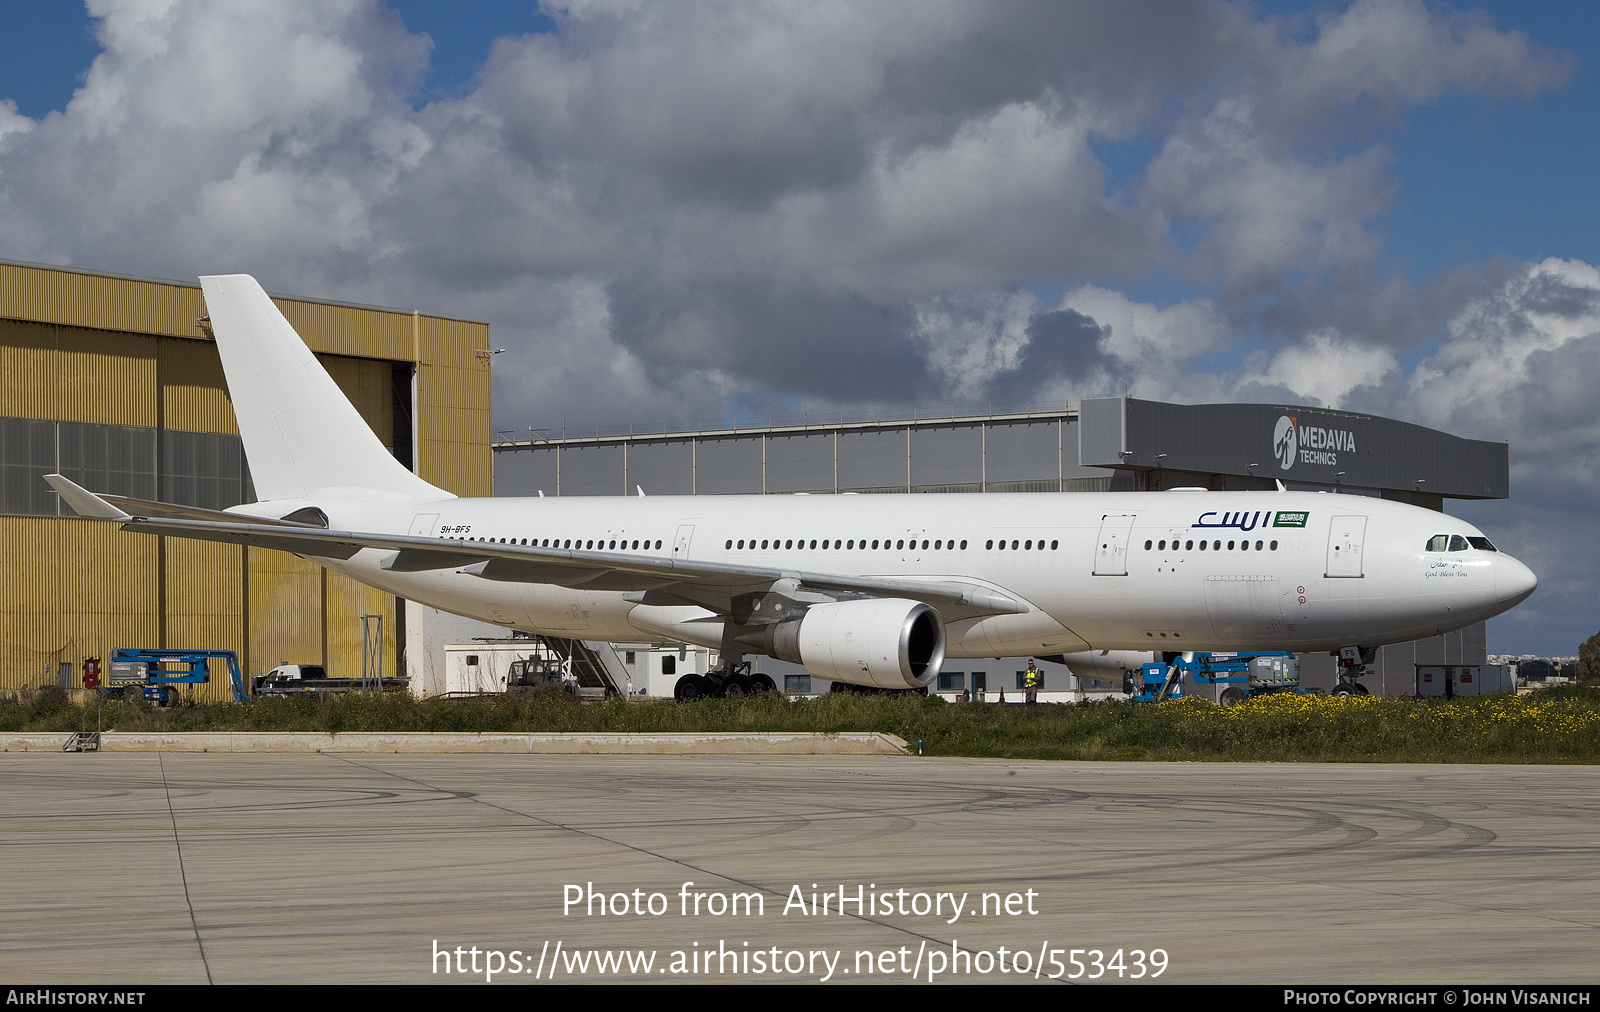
[1,320,159,426]
[0,261,489,700]
[417,316,492,497]
[0,517,161,687]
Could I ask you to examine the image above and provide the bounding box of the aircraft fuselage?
[248,488,1537,660]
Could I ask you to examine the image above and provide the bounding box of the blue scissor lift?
[1131,651,1303,704]
[109,648,248,704]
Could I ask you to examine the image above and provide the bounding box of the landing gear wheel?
[1332,682,1368,698]
[674,673,707,701]
[1219,687,1247,706]
[722,673,754,697]
[750,673,777,693]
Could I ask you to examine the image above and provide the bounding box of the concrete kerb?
[0,731,911,755]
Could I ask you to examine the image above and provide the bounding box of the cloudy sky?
[2,1,1597,655]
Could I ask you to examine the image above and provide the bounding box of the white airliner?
[47,276,1537,697]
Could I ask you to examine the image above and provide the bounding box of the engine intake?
[742,598,946,690]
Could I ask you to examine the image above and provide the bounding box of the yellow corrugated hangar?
[0,259,492,700]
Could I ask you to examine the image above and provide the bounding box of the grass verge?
[5,685,1599,763]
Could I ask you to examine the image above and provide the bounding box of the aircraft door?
[1093,514,1137,575]
[408,513,439,537]
[1325,516,1367,578]
[673,524,695,558]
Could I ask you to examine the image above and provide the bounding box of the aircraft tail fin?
[198,275,448,502]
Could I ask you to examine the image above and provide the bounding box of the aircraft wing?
[45,475,1028,619]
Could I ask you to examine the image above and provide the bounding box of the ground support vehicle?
[108,648,248,703]
[252,663,408,697]
[1131,651,1304,704]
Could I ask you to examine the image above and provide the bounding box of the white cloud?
[911,288,1041,399]
[1234,330,1397,407]
[1060,285,1228,363]
[1409,257,1600,437]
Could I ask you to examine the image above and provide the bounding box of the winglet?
[1276,479,1287,492]
[44,474,132,521]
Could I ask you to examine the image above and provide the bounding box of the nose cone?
[1495,554,1538,608]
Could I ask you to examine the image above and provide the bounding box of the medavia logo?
[1272,414,1356,469]
[1273,415,1297,470]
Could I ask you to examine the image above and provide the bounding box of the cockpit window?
[1448,535,1469,552]
[1467,536,1498,552]
[1426,535,1449,551]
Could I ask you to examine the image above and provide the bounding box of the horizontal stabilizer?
[46,475,326,528]
[44,474,130,521]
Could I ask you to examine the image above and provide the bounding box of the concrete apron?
[0,731,910,754]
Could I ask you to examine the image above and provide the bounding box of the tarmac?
[0,731,910,754]
[2,753,1597,985]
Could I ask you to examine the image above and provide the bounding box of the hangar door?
[1093,514,1138,575]
[1325,516,1367,578]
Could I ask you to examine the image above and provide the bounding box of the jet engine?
[741,598,946,690]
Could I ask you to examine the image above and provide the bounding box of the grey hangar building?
[491,397,1511,698]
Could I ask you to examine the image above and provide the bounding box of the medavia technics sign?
[1273,414,1358,470]
[1077,397,1508,499]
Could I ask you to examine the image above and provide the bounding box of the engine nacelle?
[756,598,946,690]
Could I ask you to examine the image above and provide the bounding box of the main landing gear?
[673,662,778,700]
[1333,645,1376,697]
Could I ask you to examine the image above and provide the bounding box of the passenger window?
[1185,540,1193,550]
[1025,540,1033,550]
[1255,540,1263,551]
[960,540,968,549]
[1270,540,1278,550]
[1199,540,1207,551]
[872,540,880,549]
[1158,540,1166,550]
[1228,540,1235,550]
[1051,540,1058,550]
[986,540,994,550]
[1144,540,1152,550]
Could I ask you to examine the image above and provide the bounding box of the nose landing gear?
[1334,645,1376,697]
